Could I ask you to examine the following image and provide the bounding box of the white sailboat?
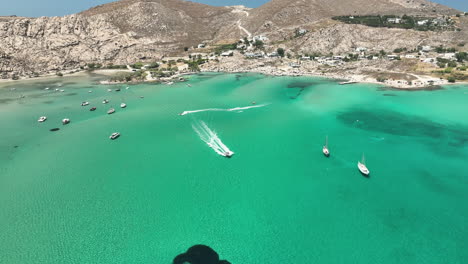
[357,154,370,176]
[322,136,330,157]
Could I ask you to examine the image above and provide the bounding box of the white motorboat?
[120,103,127,108]
[107,89,112,92]
[126,86,130,90]
[109,132,120,140]
[88,90,93,93]
[81,101,90,106]
[322,136,330,157]
[59,89,65,92]
[102,99,109,104]
[107,108,115,114]
[38,116,47,122]
[357,154,370,176]
[44,87,50,90]
[62,118,70,125]
[223,151,234,158]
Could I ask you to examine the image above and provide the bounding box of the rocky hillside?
[243,0,457,33]
[0,0,464,78]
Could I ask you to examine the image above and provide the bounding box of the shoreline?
[2,66,467,90]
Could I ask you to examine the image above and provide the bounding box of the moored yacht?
[115,88,121,92]
[62,118,70,125]
[120,103,127,108]
[38,116,47,122]
[323,136,330,157]
[357,154,370,177]
[107,108,115,114]
[81,101,90,106]
[109,132,120,140]
[90,107,97,111]
[107,89,112,92]
[102,99,109,104]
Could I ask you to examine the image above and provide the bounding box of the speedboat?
[115,88,121,92]
[357,154,370,177]
[140,96,144,99]
[186,84,192,87]
[107,108,115,114]
[59,89,65,92]
[44,87,50,90]
[120,103,127,108]
[223,151,234,158]
[88,90,93,93]
[126,87,130,90]
[90,107,97,111]
[81,101,90,106]
[38,116,47,122]
[107,89,112,92]
[323,136,330,157]
[252,101,256,105]
[102,99,109,104]
[62,118,70,125]
[166,82,174,85]
[109,132,120,140]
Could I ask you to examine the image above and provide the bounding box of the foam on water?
[180,103,269,116]
[192,120,234,157]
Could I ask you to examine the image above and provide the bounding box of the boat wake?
[192,121,234,157]
[180,103,269,116]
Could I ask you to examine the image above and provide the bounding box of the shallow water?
[1,73,467,263]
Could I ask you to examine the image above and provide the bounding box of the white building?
[267,52,279,57]
[356,47,368,52]
[253,35,268,42]
[221,50,234,57]
[417,20,428,26]
[422,46,432,52]
[387,18,402,24]
[442,53,456,60]
[387,55,399,60]
[405,54,417,59]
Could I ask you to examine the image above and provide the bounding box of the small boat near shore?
[323,136,330,157]
[81,101,90,106]
[107,108,115,115]
[358,154,370,177]
[90,107,97,111]
[339,81,357,85]
[115,88,121,92]
[38,116,47,122]
[62,118,70,125]
[109,132,120,140]
[120,103,127,108]
[102,99,109,104]
[107,89,112,92]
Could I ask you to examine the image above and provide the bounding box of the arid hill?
[0,0,465,78]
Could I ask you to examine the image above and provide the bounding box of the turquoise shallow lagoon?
[1,72,467,263]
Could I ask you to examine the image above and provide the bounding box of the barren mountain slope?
[244,0,458,34]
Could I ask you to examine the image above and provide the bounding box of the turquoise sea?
[1,72,467,263]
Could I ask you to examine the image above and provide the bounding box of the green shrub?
[56,72,63,77]
[277,48,285,57]
[447,76,456,83]
[447,61,457,68]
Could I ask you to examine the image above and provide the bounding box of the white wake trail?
[181,103,269,116]
[192,121,234,157]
